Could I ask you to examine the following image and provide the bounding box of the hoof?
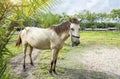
[49,70,52,73]
[23,65,25,69]
[23,64,26,72]
[23,68,26,72]
[30,62,34,66]
[53,70,58,75]
[49,70,52,74]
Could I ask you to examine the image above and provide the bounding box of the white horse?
[16,18,81,74]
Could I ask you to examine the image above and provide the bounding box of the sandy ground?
[10,49,41,79]
[9,44,120,79]
[81,45,120,79]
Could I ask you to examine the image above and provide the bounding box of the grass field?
[80,31,120,46]
[7,31,120,56]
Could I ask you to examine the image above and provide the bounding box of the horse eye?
[71,28,74,31]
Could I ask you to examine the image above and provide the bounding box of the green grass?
[80,31,120,46]
[41,50,66,60]
[6,34,22,57]
[6,43,22,56]
[33,62,65,79]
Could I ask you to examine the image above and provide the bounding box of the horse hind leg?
[29,45,34,66]
[23,44,28,71]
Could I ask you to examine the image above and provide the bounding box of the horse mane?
[50,18,79,35]
[50,21,70,35]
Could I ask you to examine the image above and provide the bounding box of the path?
[9,44,120,79]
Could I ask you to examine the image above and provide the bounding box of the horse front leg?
[49,48,59,74]
[52,57,58,74]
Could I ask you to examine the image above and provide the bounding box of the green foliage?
[110,9,120,19]
[0,0,58,79]
[76,9,120,30]
[34,11,61,28]
[0,65,11,79]
[80,22,119,30]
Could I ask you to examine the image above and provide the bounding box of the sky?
[51,0,120,15]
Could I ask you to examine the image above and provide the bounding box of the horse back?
[20,27,61,50]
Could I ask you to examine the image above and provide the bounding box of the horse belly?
[28,38,51,50]
[25,28,51,49]
[35,40,51,49]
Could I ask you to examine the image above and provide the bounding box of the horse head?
[69,18,82,47]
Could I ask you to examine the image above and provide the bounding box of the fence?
[84,27,118,31]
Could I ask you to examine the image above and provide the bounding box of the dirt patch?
[9,44,120,79]
[81,46,120,79]
[10,49,41,79]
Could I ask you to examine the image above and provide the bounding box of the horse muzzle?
[72,41,80,47]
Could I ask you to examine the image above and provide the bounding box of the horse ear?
[69,18,72,23]
[69,18,82,23]
[69,18,77,23]
[78,18,82,22]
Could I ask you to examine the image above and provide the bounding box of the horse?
[16,18,81,74]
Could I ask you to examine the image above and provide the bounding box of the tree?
[110,9,120,22]
[0,0,57,78]
[96,13,107,22]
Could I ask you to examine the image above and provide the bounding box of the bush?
[81,22,119,29]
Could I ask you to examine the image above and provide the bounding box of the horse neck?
[50,21,70,41]
[60,30,70,41]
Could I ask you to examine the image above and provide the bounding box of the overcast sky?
[51,0,120,15]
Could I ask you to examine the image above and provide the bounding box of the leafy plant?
[0,0,58,79]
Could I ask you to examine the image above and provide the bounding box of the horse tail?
[16,35,22,47]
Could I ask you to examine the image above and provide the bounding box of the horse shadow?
[55,67,120,79]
